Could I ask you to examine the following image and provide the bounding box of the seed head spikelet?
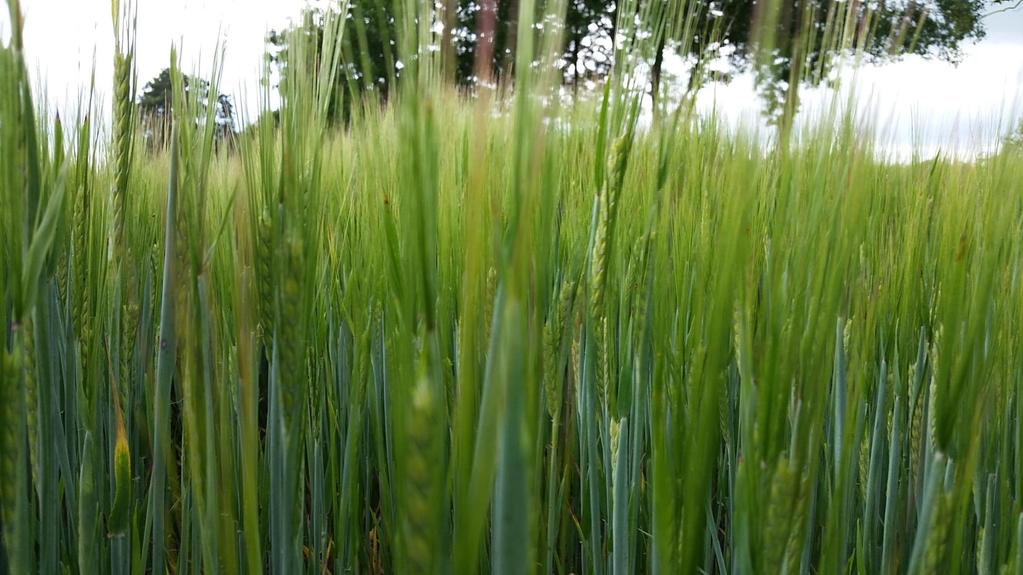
[402,366,443,573]
[783,475,808,573]
[609,417,622,479]
[589,135,632,321]
[543,281,574,418]
[278,231,305,421]
[112,51,134,256]
[909,362,925,486]
[22,317,37,481]
[763,458,800,573]
[71,184,92,355]
[120,299,139,387]
[0,351,18,522]
[922,492,953,573]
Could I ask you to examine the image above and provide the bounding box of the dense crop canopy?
[1,0,1022,573]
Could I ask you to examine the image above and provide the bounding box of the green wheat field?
[2,0,1023,572]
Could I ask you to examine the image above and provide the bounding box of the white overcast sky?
[1,0,1021,158]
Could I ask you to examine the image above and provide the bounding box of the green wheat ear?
[20,317,37,484]
[0,351,19,519]
[922,492,953,573]
[277,230,305,421]
[403,365,443,572]
[543,280,574,419]
[112,51,134,254]
[763,458,800,573]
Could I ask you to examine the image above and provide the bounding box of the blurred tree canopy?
[265,0,1016,122]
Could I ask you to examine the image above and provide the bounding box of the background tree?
[266,9,348,120]
[265,0,517,122]
[1007,119,1023,150]
[138,67,235,150]
[652,0,1020,123]
[266,0,1018,123]
[451,0,519,84]
[138,68,208,116]
[561,0,616,85]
